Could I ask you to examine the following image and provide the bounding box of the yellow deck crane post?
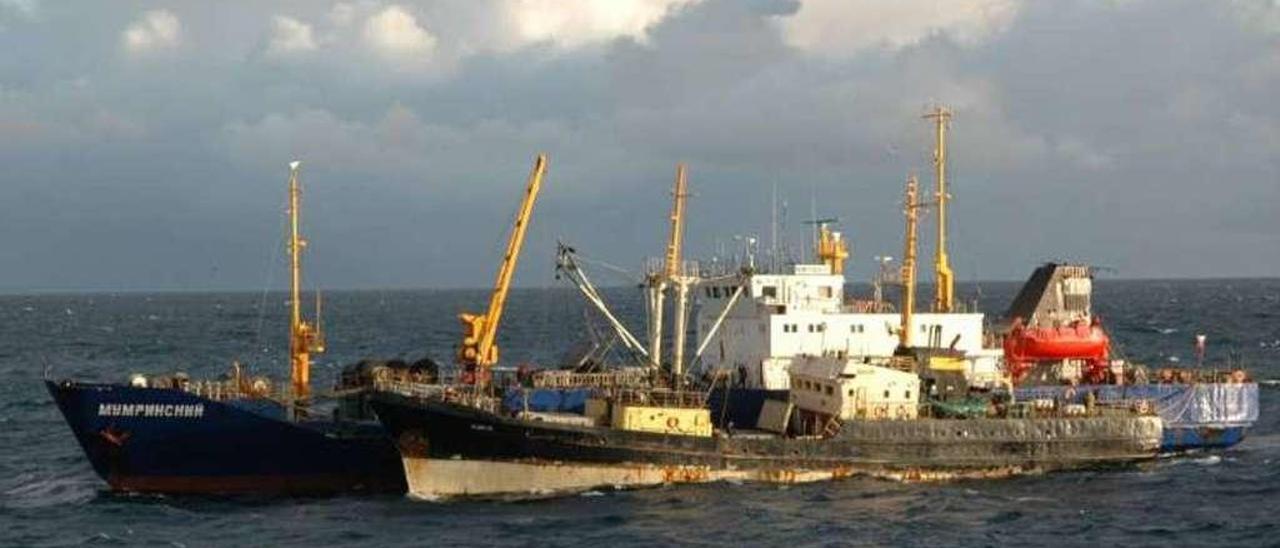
[815,221,850,275]
[287,161,325,402]
[457,155,548,388]
[924,106,955,313]
[898,174,922,350]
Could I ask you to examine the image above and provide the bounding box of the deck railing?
[614,388,706,409]
[532,369,651,389]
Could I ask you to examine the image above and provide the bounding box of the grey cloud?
[0,0,1276,293]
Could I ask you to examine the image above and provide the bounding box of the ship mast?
[287,161,324,400]
[899,174,921,349]
[666,164,692,386]
[646,164,690,374]
[458,154,548,387]
[924,106,954,313]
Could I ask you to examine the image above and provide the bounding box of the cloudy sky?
[0,0,1276,292]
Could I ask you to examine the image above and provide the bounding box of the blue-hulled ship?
[1001,263,1257,453]
[46,162,406,495]
[45,375,404,494]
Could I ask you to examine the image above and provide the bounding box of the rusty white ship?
[369,146,1163,500]
[686,109,1256,453]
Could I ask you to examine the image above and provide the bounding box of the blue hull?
[1159,424,1246,451]
[46,380,406,495]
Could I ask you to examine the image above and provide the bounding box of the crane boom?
[458,154,548,385]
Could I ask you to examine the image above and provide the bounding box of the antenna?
[809,186,818,262]
[770,182,778,273]
[314,290,324,353]
[780,198,790,264]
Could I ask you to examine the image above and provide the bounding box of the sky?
[0,0,1277,292]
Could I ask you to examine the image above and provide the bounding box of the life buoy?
[1231,369,1247,384]
[1135,399,1151,414]
[666,416,680,429]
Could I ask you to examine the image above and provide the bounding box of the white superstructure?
[788,356,920,421]
[694,261,1003,390]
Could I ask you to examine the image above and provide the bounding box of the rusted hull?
[398,457,1042,499]
[371,392,1162,499]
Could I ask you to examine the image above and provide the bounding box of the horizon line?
[1,274,1276,297]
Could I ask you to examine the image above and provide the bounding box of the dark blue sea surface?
[2,280,1278,547]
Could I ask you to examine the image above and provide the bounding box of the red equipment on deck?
[1004,317,1111,382]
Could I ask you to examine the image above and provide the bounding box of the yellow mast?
[646,164,689,372]
[899,174,921,349]
[664,164,688,281]
[666,164,691,385]
[924,106,954,313]
[458,154,548,386]
[287,161,324,399]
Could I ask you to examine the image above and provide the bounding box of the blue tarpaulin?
[502,387,597,414]
[1015,383,1258,427]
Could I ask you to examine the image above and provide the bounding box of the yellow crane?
[287,161,325,400]
[457,154,548,386]
[898,174,921,349]
[924,106,955,313]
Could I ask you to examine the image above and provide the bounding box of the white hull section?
[400,457,1035,499]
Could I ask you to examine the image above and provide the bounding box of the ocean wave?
[2,474,96,510]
